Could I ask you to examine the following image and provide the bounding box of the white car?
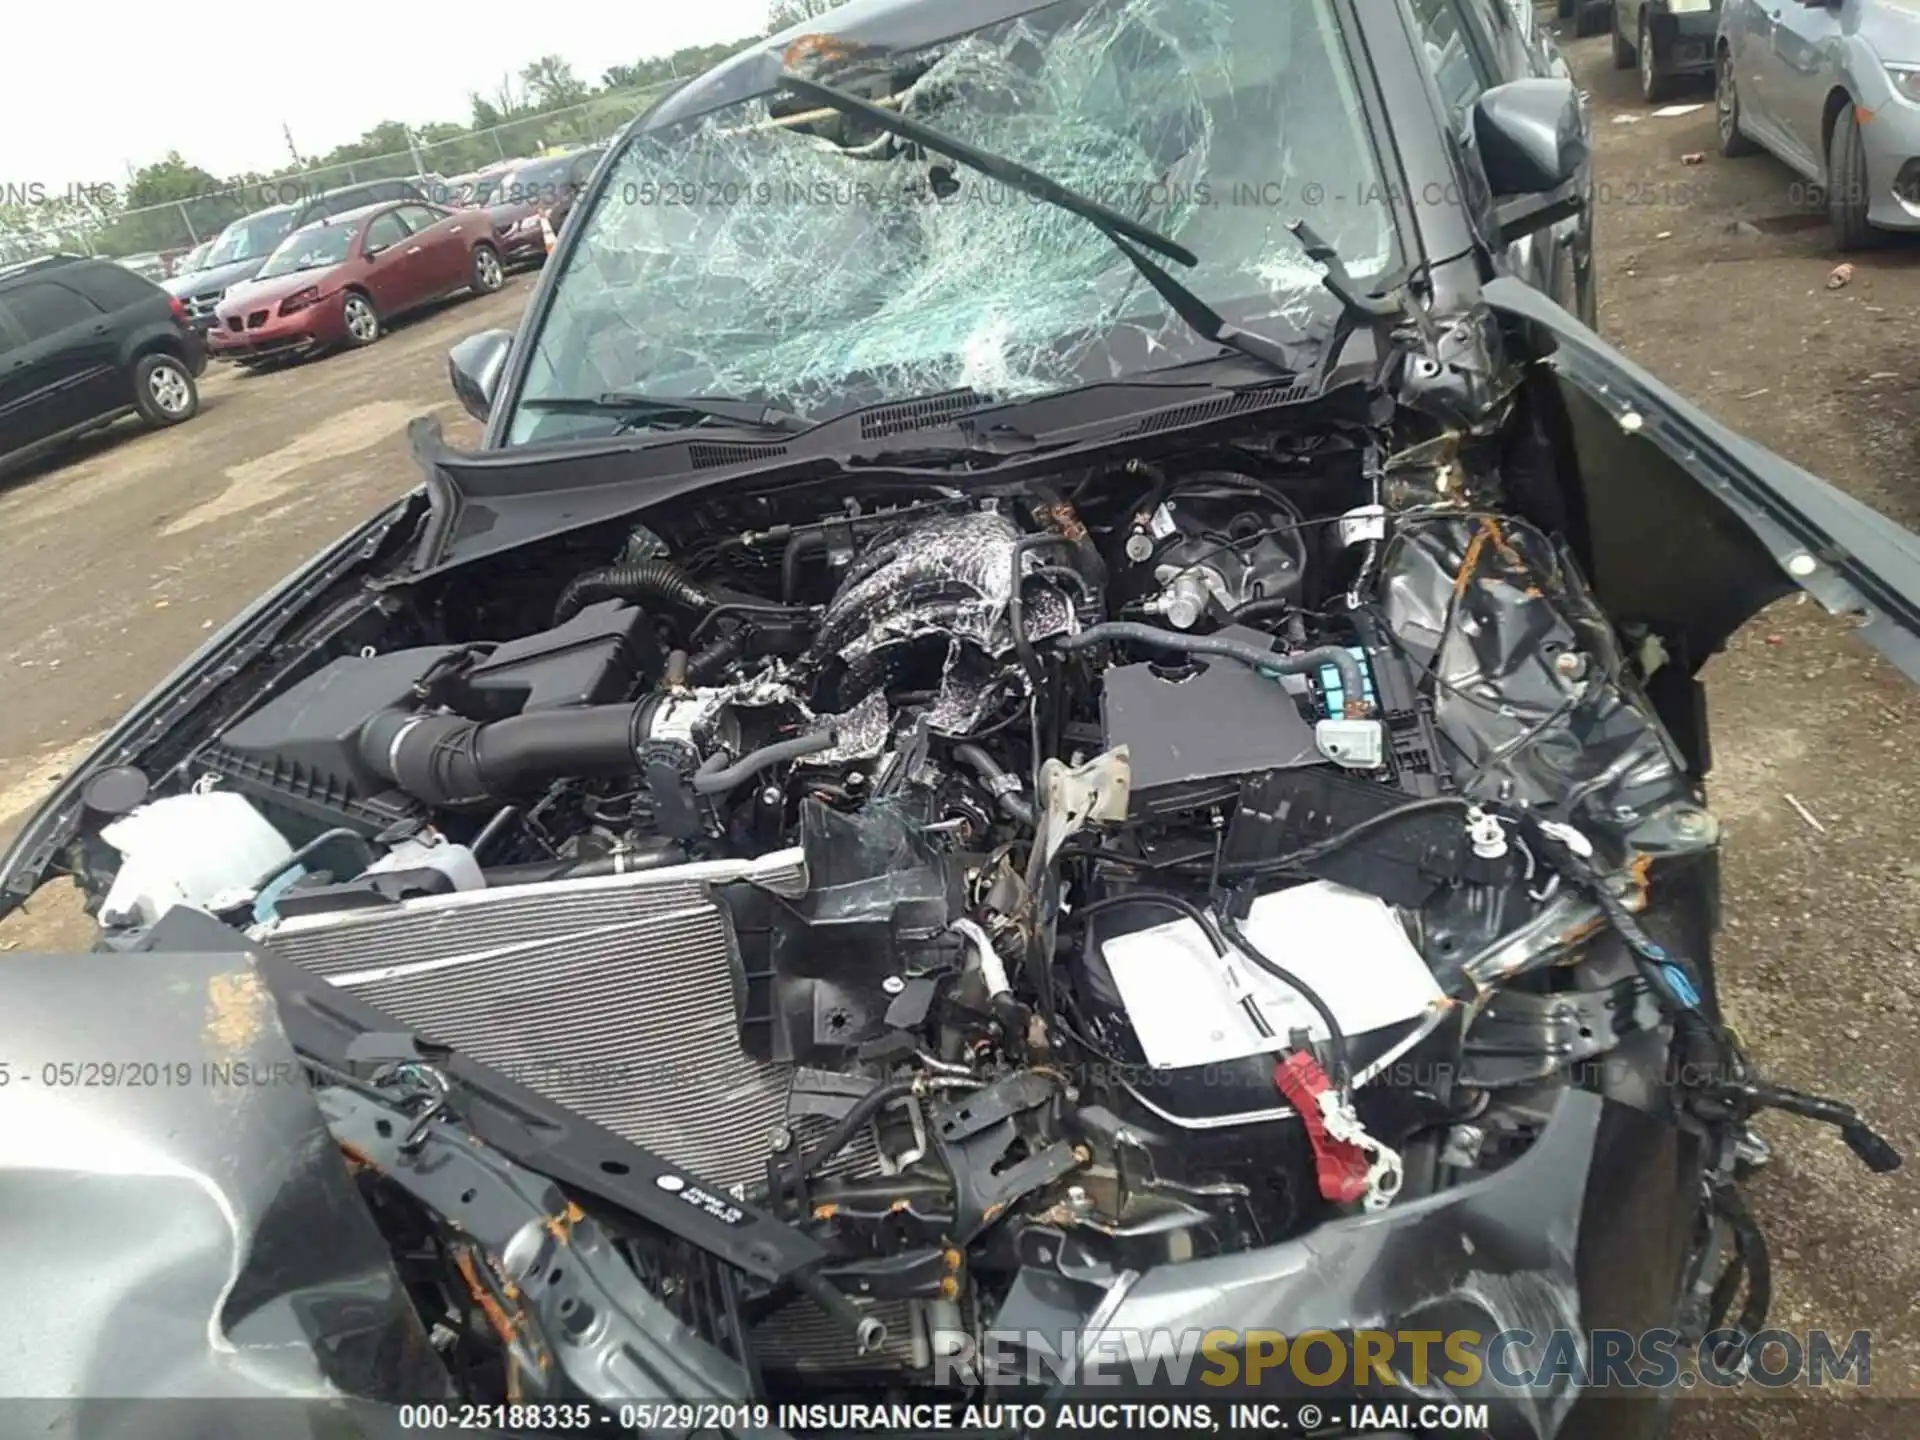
[116,252,169,282]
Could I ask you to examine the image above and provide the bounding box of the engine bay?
[73,409,1820,1394]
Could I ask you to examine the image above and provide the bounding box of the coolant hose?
[552,560,712,624]
[360,705,643,807]
[1056,622,1366,703]
[691,730,840,796]
[482,847,681,886]
[953,743,1035,826]
[781,532,829,602]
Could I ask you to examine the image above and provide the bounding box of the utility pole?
[282,122,304,168]
[405,125,430,182]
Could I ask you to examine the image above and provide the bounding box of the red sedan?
[208,200,506,365]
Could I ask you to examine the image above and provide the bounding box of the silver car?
[1717,0,1920,248]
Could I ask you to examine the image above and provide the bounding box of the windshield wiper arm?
[518,392,810,434]
[778,72,1297,374]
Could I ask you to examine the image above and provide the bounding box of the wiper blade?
[778,72,1297,375]
[519,391,810,434]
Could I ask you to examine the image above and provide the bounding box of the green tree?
[522,54,589,111]
[768,0,846,28]
[320,120,415,166]
[124,152,224,210]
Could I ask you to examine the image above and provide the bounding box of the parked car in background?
[1612,0,1719,102]
[165,178,431,333]
[1718,0,1920,249]
[496,147,605,258]
[170,240,214,279]
[116,252,169,282]
[435,171,484,206]
[1558,0,1612,38]
[0,255,205,474]
[473,167,548,269]
[207,200,505,367]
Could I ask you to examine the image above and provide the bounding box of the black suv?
[0,255,207,474]
[167,178,432,333]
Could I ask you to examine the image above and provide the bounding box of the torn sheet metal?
[1378,512,1691,828]
[0,949,449,1428]
[1061,1089,1601,1435]
[814,509,1072,663]
[810,508,1072,731]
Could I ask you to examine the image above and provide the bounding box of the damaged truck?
[2,0,1915,1435]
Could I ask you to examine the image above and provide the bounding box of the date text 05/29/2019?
[393,1401,1491,1433]
[0,1060,302,1088]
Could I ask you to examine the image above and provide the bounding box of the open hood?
[1483,275,1920,683]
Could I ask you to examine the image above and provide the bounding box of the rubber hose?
[482,848,681,887]
[1057,621,1366,702]
[247,827,376,896]
[552,560,711,625]
[790,1080,915,1184]
[360,705,642,807]
[686,630,748,682]
[953,743,1035,826]
[781,532,828,602]
[1227,596,1295,628]
[691,730,839,796]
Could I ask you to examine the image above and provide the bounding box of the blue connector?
[1318,645,1374,718]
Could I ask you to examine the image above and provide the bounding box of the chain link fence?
[1,82,676,266]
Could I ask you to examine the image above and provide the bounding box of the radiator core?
[259,849,809,1189]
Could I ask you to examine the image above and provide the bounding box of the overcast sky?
[9,0,771,186]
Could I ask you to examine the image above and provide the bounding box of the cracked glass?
[506,0,1397,444]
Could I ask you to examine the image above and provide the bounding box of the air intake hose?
[359,705,643,808]
[553,560,712,625]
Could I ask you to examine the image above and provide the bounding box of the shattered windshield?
[506,0,1397,444]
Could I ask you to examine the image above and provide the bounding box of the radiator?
[259,848,823,1190]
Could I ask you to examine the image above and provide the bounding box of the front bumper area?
[207,290,347,363]
[1860,99,1920,229]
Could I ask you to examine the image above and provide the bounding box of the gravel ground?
[0,27,1914,1431]
[1564,17,1920,1436]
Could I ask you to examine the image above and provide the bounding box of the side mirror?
[448,329,513,423]
[1472,77,1589,243]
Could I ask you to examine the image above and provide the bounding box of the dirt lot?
[1566,28,1920,1437]
[0,282,521,831]
[1,23,1916,1432]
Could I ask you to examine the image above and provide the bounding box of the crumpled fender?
[0,948,451,1433]
[1484,275,1920,685]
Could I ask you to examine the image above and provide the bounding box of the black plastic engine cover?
[1099,626,1323,816]
[1225,767,1468,908]
[195,603,658,836]
[201,646,460,832]
[446,600,659,719]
